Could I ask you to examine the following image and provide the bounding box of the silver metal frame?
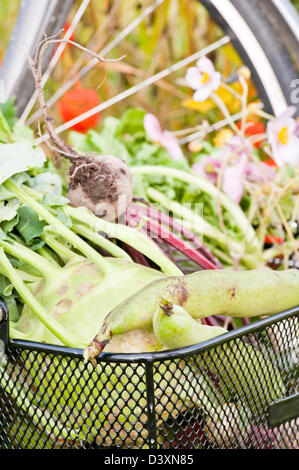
[0,0,74,114]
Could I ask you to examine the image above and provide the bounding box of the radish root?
[27,34,133,222]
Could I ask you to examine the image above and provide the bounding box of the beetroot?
[28,35,133,222]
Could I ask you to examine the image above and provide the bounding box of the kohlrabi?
[0,177,186,348]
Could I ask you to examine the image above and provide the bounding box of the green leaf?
[115,108,146,136]
[15,205,46,244]
[0,97,17,130]
[68,131,96,153]
[29,239,46,251]
[55,207,72,227]
[0,141,46,184]
[0,227,10,241]
[101,116,120,135]
[40,193,69,207]
[1,215,19,234]
[12,120,34,142]
[88,130,130,162]
[0,198,20,222]
[30,172,63,196]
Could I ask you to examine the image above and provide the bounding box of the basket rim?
[6,305,299,364]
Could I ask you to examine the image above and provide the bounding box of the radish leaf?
[0,141,46,184]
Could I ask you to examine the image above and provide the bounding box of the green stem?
[0,248,85,348]
[130,165,259,249]
[14,183,181,275]
[65,206,182,276]
[147,187,243,254]
[0,238,57,279]
[209,247,233,266]
[43,235,79,264]
[37,246,61,267]
[72,223,132,261]
[4,181,110,277]
[148,189,262,269]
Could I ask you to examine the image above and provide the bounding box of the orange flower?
[55,22,76,59]
[263,158,278,168]
[265,235,283,245]
[58,81,101,133]
[237,120,266,148]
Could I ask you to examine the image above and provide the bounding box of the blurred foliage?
[0,0,285,137]
[0,0,20,58]
[44,0,243,133]
[291,0,299,12]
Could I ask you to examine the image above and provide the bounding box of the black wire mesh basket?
[0,300,298,450]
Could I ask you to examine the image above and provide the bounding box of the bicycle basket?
[0,301,298,450]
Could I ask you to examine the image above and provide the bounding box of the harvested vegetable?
[203,403,251,448]
[0,176,187,347]
[149,294,286,411]
[69,105,299,274]
[153,301,227,349]
[28,36,133,222]
[0,104,191,350]
[1,246,164,347]
[0,12,297,450]
[86,267,299,359]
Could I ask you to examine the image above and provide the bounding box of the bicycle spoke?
[178,105,263,146]
[53,0,122,97]
[20,0,91,124]
[26,0,166,126]
[34,35,230,145]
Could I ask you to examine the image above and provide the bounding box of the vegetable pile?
[0,48,298,449]
[69,103,299,274]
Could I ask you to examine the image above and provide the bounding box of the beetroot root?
[67,154,133,221]
[28,35,133,222]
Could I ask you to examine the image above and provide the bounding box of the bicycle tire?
[201,0,299,116]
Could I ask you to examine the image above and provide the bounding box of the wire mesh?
[0,307,298,449]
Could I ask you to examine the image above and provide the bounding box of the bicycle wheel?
[0,0,298,119]
[201,0,299,116]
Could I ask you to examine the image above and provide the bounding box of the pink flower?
[225,135,254,159]
[192,136,275,204]
[266,107,299,167]
[225,134,276,184]
[185,57,221,102]
[222,153,248,204]
[192,155,221,185]
[246,161,276,184]
[143,114,185,161]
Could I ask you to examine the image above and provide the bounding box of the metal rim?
[200,0,291,116]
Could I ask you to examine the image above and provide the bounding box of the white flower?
[266,107,299,168]
[185,57,221,102]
